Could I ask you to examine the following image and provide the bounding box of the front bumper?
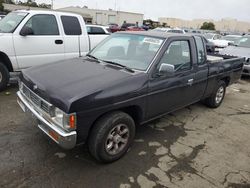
[17,91,77,149]
[242,64,250,76]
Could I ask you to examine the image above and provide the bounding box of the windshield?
[234,37,250,48]
[0,12,28,33]
[204,33,214,40]
[89,34,164,71]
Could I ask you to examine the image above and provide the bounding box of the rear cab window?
[61,16,82,35]
[194,36,206,65]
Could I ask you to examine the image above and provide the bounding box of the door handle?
[55,40,63,45]
[187,79,194,86]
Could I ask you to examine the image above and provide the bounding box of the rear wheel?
[0,62,10,92]
[88,111,135,163]
[205,80,226,108]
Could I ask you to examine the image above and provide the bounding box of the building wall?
[158,17,250,32]
[58,7,143,26]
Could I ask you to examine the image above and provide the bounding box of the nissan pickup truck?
[0,10,108,91]
[17,32,244,163]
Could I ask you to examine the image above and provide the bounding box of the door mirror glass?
[20,26,33,36]
[159,63,175,75]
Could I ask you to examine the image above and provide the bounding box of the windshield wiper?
[86,54,100,62]
[101,60,135,73]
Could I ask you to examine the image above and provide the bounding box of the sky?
[34,0,250,22]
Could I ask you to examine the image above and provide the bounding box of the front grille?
[21,83,52,115]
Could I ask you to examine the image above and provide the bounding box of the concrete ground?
[0,79,250,188]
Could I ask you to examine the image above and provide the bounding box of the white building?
[57,6,144,26]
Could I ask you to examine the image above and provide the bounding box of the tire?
[88,111,135,163]
[205,80,226,108]
[0,62,10,92]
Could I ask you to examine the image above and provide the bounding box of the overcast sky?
[35,0,250,22]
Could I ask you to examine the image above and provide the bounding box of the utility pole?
[51,0,54,9]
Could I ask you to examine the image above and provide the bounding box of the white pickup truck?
[0,10,109,91]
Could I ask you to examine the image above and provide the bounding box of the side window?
[158,40,191,72]
[194,36,206,65]
[89,27,106,34]
[61,16,82,35]
[24,14,59,35]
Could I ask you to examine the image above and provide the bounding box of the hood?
[220,46,250,60]
[21,57,147,113]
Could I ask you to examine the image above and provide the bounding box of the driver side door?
[147,39,196,119]
[13,14,65,69]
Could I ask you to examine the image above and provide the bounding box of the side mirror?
[158,63,175,75]
[20,26,34,36]
[228,42,235,46]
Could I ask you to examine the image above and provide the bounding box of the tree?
[0,0,4,12]
[200,22,215,30]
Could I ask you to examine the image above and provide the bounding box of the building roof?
[58,6,144,16]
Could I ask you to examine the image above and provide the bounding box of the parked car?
[0,10,109,91]
[167,28,186,34]
[120,23,136,31]
[204,33,229,48]
[153,27,185,34]
[107,23,121,33]
[220,36,250,76]
[153,27,171,32]
[86,24,111,48]
[201,36,216,53]
[17,32,244,163]
[126,26,145,31]
[221,35,242,45]
[0,15,5,20]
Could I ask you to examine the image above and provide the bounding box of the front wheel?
[88,111,135,163]
[204,80,226,108]
[0,63,10,92]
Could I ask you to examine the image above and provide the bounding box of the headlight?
[51,107,77,131]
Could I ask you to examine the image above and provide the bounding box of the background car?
[86,24,111,34]
[221,35,242,45]
[120,23,136,31]
[204,33,229,48]
[126,26,145,31]
[220,36,250,76]
[107,23,121,33]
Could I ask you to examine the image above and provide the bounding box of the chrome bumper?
[242,64,250,76]
[17,91,77,149]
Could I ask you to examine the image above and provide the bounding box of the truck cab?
[0,10,108,91]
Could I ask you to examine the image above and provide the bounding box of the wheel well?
[0,52,13,72]
[220,77,230,86]
[86,105,143,142]
[118,105,143,125]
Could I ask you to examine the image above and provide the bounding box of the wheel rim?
[0,71,2,83]
[215,86,224,104]
[105,124,130,155]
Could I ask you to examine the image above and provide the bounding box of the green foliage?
[200,22,216,30]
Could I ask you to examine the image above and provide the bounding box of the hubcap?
[105,124,129,155]
[215,86,224,104]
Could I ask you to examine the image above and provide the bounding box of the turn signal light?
[69,115,76,129]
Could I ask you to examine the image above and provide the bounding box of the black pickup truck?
[17,32,244,163]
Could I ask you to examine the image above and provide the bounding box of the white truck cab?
[0,10,108,91]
